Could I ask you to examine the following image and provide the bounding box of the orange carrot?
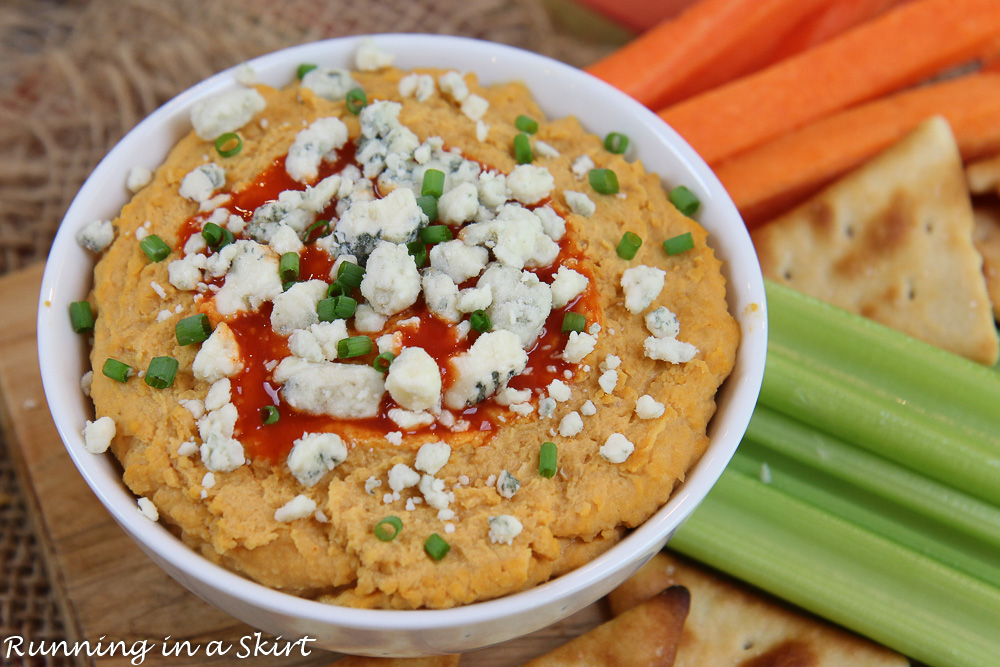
[585,0,829,110]
[572,0,696,33]
[714,73,1000,228]
[659,0,1000,165]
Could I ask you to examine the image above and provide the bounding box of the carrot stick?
[585,0,829,111]
[714,73,1000,228]
[659,0,1000,165]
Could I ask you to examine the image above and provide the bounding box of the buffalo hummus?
[78,41,739,609]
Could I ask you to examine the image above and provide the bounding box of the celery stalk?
[670,470,1000,667]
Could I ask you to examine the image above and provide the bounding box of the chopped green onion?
[513,133,533,164]
[424,533,450,560]
[282,280,297,292]
[421,169,445,198]
[139,234,170,262]
[561,312,585,333]
[663,232,694,256]
[102,358,131,383]
[373,352,395,373]
[346,87,367,115]
[419,225,453,245]
[217,227,235,250]
[144,356,178,389]
[296,63,317,80]
[327,281,345,298]
[588,168,619,195]
[337,261,365,289]
[669,185,700,216]
[317,296,356,322]
[201,222,223,248]
[407,240,427,268]
[214,132,242,158]
[174,313,212,346]
[69,301,95,333]
[539,442,558,478]
[616,231,642,260]
[604,132,630,154]
[260,405,280,425]
[337,335,373,359]
[305,219,330,243]
[279,252,300,283]
[470,310,491,333]
[416,194,438,222]
[375,516,403,542]
[515,115,538,134]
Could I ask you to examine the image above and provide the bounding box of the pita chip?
[752,116,999,365]
[330,656,460,667]
[608,552,908,667]
[523,585,690,667]
[973,205,1000,320]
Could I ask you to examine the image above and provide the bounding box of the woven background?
[0,0,621,661]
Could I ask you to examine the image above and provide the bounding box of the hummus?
[82,43,739,609]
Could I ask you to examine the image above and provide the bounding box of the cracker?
[608,552,908,667]
[973,205,1000,321]
[966,153,1000,195]
[523,585,690,666]
[752,116,999,365]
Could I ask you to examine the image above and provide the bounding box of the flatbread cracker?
[973,205,1000,321]
[966,153,1000,195]
[523,585,690,667]
[752,116,999,365]
[608,552,908,667]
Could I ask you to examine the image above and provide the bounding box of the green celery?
[670,470,1000,667]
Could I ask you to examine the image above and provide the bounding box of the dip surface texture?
[85,61,739,609]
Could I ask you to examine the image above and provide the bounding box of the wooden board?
[0,263,608,666]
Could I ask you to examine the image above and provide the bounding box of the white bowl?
[37,34,767,656]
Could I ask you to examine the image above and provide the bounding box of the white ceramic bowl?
[37,34,767,657]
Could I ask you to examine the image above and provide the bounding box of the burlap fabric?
[0,0,617,660]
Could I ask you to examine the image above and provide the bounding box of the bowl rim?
[37,32,767,634]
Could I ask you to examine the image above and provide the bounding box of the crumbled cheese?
[385,431,403,446]
[645,306,681,339]
[580,400,597,416]
[505,164,555,205]
[234,63,257,86]
[415,441,451,475]
[600,354,621,371]
[538,397,557,418]
[438,71,469,102]
[80,371,93,397]
[461,94,489,122]
[598,369,619,394]
[287,432,348,487]
[456,285,493,313]
[443,330,528,410]
[398,73,435,101]
[419,474,454,511]
[168,254,205,291]
[385,347,442,412]
[360,241,421,315]
[476,171,507,209]
[387,408,436,430]
[635,395,666,419]
[213,241,283,316]
[197,403,246,472]
[177,440,198,457]
[534,205,565,241]
[510,402,534,416]
[389,464,421,492]
[547,379,571,402]
[495,387,530,406]
[355,37,394,71]
[179,163,226,203]
[563,331,597,364]
[82,416,115,454]
[589,323,602,335]
[286,117,349,183]
[76,219,114,252]
[476,121,489,142]
[429,239,489,283]
[289,320,349,362]
[192,323,244,383]
[644,336,699,363]
[270,279,327,336]
[180,399,205,420]
[549,266,589,309]
[476,264,553,348]
[184,233,207,256]
[267,223,304,256]
[149,280,167,299]
[190,87,266,140]
[137,497,158,522]
[461,204,558,270]
[558,411,584,437]
[202,472,216,489]
[571,155,595,180]
[376,332,401,355]
[496,470,520,499]
[365,476,382,495]
[534,140,560,158]
[353,303,388,333]
[439,510,455,521]
[125,166,152,193]
[564,190,596,217]
[300,67,358,101]
[421,269,461,323]
[275,356,385,418]
[274,494,317,522]
[204,378,231,412]
[437,182,481,225]
[621,265,666,314]
[156,309,172,323]
[488,515,523,545]
[601,433,635,464]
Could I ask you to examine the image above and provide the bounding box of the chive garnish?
[345,87,367,115]
[201,222,223,248]
[375,516,403,542]
[616,231,643,260]
[470,310,491,333]
[419,225,453,245]
[260,405,280,425]
[337,335,373,359]
[424,533,450,560]
[669,185,700,216]
[279,252,300,283]
[144,356,178,389]
[416,194,438,222]
[663,232,695,256]
[304,219,330,243]
[515,115,538,134]
[296,63,317,80]
[407,240,428,268]
[337,261,365,289]
[561,312,585,333]
[317,296,356,322]
[102,358,131,383]
[588,168,619,195]
[373,352,394,373]
[214,132,242,158]
[69,301,95,333]
[539,442,557,478]
[326,281,345,298]
[604,132,630,154]
[421,169,445,198]
[175,313,212,346]
[139,234,170,262]
[513,133,533,164]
